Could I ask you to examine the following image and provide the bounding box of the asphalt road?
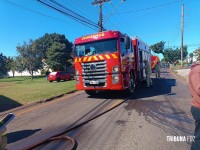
[3,68,194,150]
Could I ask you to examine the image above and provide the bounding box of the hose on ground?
[24,81,142,150]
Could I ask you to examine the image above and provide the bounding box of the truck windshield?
[75,39,117,57]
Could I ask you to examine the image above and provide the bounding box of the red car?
[48,71,73,82]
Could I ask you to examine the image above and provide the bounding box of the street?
[3,68,194,150]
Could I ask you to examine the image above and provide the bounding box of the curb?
[0,90,77,117]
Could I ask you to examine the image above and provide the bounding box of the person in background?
[45,69,50,80]
[143,59,152,88]
[0,128,7,150]
[189,62,200,150]
[155,61,161,79]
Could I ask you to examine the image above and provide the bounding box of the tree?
[17,39,43,79]
[35,33,73,59]
[189,53,194,64]
[150,41,165,54]
[46,42,67,71]
[163,46,188,64]
[6,57,17,78]
[194,47,200,61]
[15,56,26,75]
[6,56,25,78]
[0,53,8,77]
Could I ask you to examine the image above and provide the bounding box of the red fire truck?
[74,30,151,96]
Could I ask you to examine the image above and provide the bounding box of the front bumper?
[76,74,124,90]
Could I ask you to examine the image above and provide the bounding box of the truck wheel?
[85,90,97,96]
[57,78,61,82]
[126,72,135,95]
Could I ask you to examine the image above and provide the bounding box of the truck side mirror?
[124,36,130,49]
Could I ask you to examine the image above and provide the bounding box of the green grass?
[0,76,76,105]
[170,64,189,70]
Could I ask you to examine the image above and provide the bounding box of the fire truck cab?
[74,30,151,96]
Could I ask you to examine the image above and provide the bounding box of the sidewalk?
[173,68,190,82]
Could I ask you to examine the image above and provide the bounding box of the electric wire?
[23,82,143,149]
[24,98,127,149]
[37,0,98,30]
[102,5,121,31]
[110,1,137,36]
[73,0,99,21]
[0,0,92,31]
[0,0,71,25]
[105,6,129,34]
[36,0,99,31]
[167,19,181,48]
[113,0,183,15]
[49,0,98,28]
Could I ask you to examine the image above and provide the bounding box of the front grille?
[82,61,107,87]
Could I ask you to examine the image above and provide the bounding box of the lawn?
[0,76,76,105]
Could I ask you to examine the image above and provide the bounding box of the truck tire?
[57,78,61,82]
[85,90,97,96]
[126,71,135,95]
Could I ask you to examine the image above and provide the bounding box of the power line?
[0,0,68,24]
[166,44,200,48]
[64,0,98,21]
[49,0,98,28]
[109,1,136,36]
[0,0,91,30]
[37,0,99,31]
[102,4,121,31]
[113,0,182,15]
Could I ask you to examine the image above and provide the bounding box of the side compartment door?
[139,50,145,80]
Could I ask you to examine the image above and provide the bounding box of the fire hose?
[23,82,142,150]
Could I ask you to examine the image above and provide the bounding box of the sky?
[0,0,200,59]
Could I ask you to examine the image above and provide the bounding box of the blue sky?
[0,0,200,58]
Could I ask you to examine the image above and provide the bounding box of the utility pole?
[181,4,184,67]
[92,0,110,32]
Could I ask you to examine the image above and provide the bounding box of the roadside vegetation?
[0,76,76,105]
[0,33,73,79]
[170,63,190,70]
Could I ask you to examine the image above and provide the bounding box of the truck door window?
[120,38,126,56]
[130,43,134,53]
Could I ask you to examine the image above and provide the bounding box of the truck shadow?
[88,78,176,100]
[133,78,176,99]
[87,91,130,99]
[125,78,194,136]
[0,95,22,113]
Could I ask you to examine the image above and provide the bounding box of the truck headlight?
[112,75,119,84]
[75,70,79,75]
[113,76,119,81]
[112,66,119,73]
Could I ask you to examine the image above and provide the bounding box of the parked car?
[161,63,166,68]
[48,71,73,82]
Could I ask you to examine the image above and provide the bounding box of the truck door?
[139,50,144,79]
